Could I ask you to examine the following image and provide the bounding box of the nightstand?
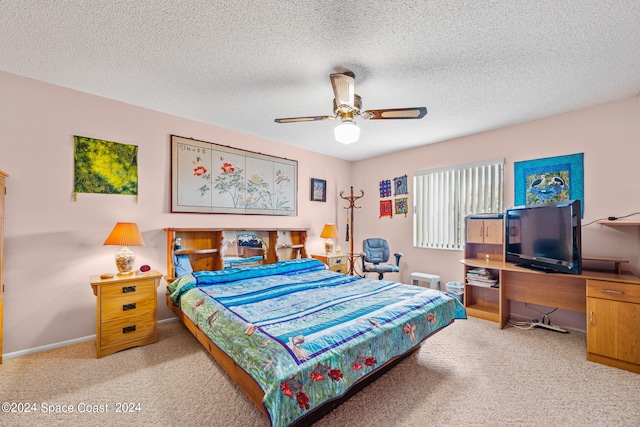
[311,253,349,274]
[90,271,162,358]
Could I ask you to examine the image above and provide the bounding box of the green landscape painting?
[74,136,138,196]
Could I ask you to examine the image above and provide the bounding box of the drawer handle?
[335,259,342,264]
[122,286,137,293]
[122,325,136,334]
[122,303,137,311]
[601,289,624,295]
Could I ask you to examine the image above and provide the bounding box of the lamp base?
[115,247,136,275]
[324,238,335,255]
[116,270,135,276]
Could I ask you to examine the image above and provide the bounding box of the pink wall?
[352,96,640,331]
[0,71,352,354]
[1,69,639,355]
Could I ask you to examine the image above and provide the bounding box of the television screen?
[505,200,581,274]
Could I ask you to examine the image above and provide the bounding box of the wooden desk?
[461,258,640,328]
[462,258,640,373]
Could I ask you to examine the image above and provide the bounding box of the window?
[413,158,504,250]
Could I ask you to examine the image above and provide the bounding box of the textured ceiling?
[1,1,639,161]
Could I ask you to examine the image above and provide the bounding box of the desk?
[461,258,640,328]
[462,258,640,373]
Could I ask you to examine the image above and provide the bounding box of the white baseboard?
[2,317,179,361]
[3,334,96,361]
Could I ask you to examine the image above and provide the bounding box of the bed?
[167,258,466,426]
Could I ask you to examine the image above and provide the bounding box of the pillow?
[173,254,193,276]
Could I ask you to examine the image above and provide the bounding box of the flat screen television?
[505,200,582,274]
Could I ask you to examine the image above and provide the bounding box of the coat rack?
[339,186,364,275]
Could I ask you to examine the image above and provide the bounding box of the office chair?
[361,238,403,280]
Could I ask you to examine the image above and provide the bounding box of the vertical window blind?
[413,158,504,250]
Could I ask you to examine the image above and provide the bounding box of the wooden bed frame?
[167,293,452,426]
[165,227,454,425]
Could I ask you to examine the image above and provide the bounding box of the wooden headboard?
[164,228,308,282]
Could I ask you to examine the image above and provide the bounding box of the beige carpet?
[1,317,639,427]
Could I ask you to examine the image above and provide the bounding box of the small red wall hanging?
[379,200,393,218]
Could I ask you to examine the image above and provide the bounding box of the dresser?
[311,253,349,274]
[90,271,162,358]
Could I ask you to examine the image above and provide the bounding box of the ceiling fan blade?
[274,115,333,123]
[330,73,355,108]
[363,107,427,120]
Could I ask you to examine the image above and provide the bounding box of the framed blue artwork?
[394,175,408,195]
[514,153,584,217]
[311,178,326,202]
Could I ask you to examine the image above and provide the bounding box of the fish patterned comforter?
[168,258,466,426]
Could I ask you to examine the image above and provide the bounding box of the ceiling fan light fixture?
[334,121,360,144]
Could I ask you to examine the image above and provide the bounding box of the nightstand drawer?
[101,293,155,322]
[330,263,348,274]
[327,256,347,267]
[100,312,156,347]
[311,254,349,274]
[100,279,155,299]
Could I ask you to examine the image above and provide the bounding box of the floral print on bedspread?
[177,263,465,427]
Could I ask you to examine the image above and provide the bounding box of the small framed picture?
[311,178,327,202]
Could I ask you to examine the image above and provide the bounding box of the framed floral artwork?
[171,135,297,215]
[311,178,326,202]
[514,153,584,217]
[395,197,409,216]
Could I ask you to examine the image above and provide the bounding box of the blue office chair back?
[362,238,403,280]
[364,238,390,263]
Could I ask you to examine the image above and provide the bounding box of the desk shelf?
[582,256,629,274]
[463,216,505,324]
[596,220,640,226]
[465,302,501,323]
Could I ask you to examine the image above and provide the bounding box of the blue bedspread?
[168,258,466,426]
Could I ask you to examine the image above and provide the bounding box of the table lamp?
[320,223,339,255]
[103,222,145,275]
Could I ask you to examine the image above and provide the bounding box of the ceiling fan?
[274,72,427,144]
